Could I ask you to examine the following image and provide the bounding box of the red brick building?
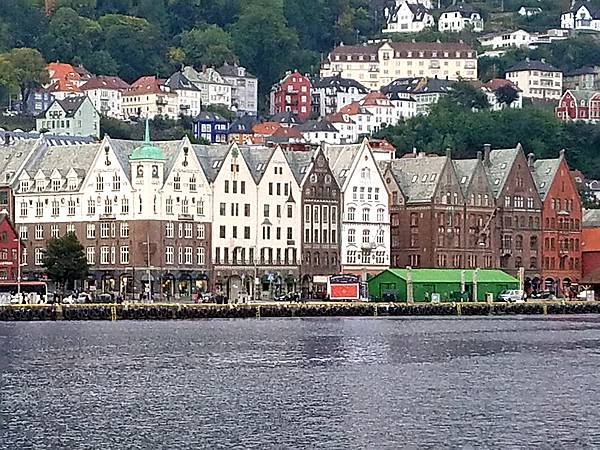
[582,210,600,290]
[269,71,312,121]
[555,89,600,122]
[0,213,22,281]
[533,150,583,295]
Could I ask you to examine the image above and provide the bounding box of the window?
[362,229,370,244]
[264,204,269,217]
[348,229,356,243]
[86,247,95,265]
[376,208,385,222]
[120,222,129,238]
[35,248,44,266]
[174,174,181,191]
[100,246,110,264]
[504,196,511,207]
[87,224,96,239]
[121,197,129,215]
[20,201,27,217]
[96,175,104,191]
[100,223,110,238]
[196,224,205,239]
[362,208,370,222]
[51,225,60,238]
[181,198,189,215]
[527,197,534,209]
[68,199,75,216]
[104,198,113,215]
[19,226,28,240]
[196,247,205,265]
[35,225,43,240]
[220,226,226,238]
[232,226,238,239]
[196,198,204,216]
[287,205,293,218]
[20,180,30,192]
[241,181,246,194]
[377,229,384,244]
[244,204,251,217]
[332,207,337,224]
[35,201,43,217]
[347,207,356,221]
[113,174,121,191]
[165,222,174,238]
[120,246,129,264]
[515,235,523,250]
[189,176,196,192]
[87,199,96,215]
[220,203,226,216]
[244,226,250,239]
[51,200,59,217]
[66,224,75,234]
[178,247,183,265]
[347,250,357,264]
[165,247,174,264]
[184,247,193,265]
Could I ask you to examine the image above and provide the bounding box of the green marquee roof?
[130,119,165,161]
[380,269,518,284]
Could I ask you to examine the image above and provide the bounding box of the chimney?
[527,152,535,169]
[559,149,565,159]
[3,133,10,146]
[483,143,491,164]
[445,147,452,158]
[476,150,482,161]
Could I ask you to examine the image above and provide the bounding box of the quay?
[1,301,600,321]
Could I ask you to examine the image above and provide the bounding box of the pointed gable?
[385,155,448,204]
[483,144,521,198]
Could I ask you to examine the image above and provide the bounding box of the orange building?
[533,150,582,295]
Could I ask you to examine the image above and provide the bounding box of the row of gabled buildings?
[0,127,584,300]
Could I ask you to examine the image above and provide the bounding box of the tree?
[448,81,490,110]
[181,25,237,68]
[4,48,48,115]
[494,84,519,108]
[42,232,89,292]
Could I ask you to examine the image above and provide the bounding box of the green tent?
[368,268,519,302]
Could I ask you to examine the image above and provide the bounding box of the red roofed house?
[122,76,178,119]
[46,62,90,100]
[555,89,600,123]
[269,71,312,121]
[80,76,130,119]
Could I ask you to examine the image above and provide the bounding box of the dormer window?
[68,178,78,190]
[20,180,29,192]
[52,179,61,191]
[36,181,45,192]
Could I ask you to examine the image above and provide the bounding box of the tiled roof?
[323,143,364,187]
[252,122,282,136]
[55,96,87,117]
[124,76,168,96]
[484,146,521,198]
[297,119,339,133]
[484,78,521,92]
[216,62,256,79]
[564,66,596,77]
[228,115,259,134]
[80,76,129,91]
[326,112,356,124]
[165,72,201,91]
[47,79,81,94]
[47,62,80,82]
[266,126,304,144]
[453,158,479,196]
[0,139,41,187]
[388,41,475,58]
[360,91,393,107]
[532,158,561,200]
[339,101,372,116]
[506,59,560,73]
[192,144,230,182]
[562,89,600,104]
[240,146,277,184]
[386,155,448,203]
[583,209,600,228]
[312,74,369,93]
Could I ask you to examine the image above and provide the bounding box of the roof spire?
[144,118,151,144]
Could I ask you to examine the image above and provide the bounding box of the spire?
[144,118,151,144]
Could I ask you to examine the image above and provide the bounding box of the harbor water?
[1,316,600,449]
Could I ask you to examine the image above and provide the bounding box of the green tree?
[448,81,490,110]
[42,232,89,293]
[181,25,237,68]
[494,84,519,108]
[4,48,48,115]
[55,0,98,17]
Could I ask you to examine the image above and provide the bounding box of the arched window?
[530,236,538,250]
[515,235,523,250]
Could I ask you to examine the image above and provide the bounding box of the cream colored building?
[320,41,477,90]
[122,76,178,119]
[505,59,563,100]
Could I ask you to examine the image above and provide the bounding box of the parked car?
[529,291,556,301]
[497,290,525,302]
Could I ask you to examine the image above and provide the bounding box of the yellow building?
[320,41,477,90]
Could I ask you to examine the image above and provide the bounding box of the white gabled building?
[561,1,600,31]
[165,72,202,117]
[438,3,484,33]
[80,76,129,119]
[326,112,358,144]
[325,140,390,279]
[298,119,341,145]
[479,29,532,52]
[383,0,435,34]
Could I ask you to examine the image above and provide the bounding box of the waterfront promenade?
[1,300,600,321]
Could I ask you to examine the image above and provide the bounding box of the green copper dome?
[130,119,165,161]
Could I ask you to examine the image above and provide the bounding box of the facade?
[16,88,54,116]
[338,91,409,135]
[326,112,358,144]
[36,96,100,138]
[532,151,582,295]
[505,59,563,100]
[519,6,542,17]
[165,72,202,117]
[0,213,21,282]
[479,29,532,51]
[122,76,178,119]
[80,76,129,119]
[561,2,600,31]
[181,66,232,108]
[483,78,523,111]
[287,148,341,298]
[227,115,259,145]
[382,1,435,34]
[320,41,477,90]
[216,63,258,116]
[484,144,543,281]
[269,71,312,122]
[563,66,600,90]
[438,4,484,33]
[298,120,341,145]
[325,141,390,279]
[382,77,453,115]
[311,74,369,118]
[192,112,229,144]
[556,89,600,122]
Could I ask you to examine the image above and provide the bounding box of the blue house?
[192,112,229,144]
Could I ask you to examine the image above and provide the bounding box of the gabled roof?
[484,78,522,92]
[382,77,455,97]
[565,66,597,77]
[284,149,316,185]
[271,111,302,125]
[165,72,201,92]
[252,122,282,136]
[405,2,432,21]
[80,76,129,91]
[506,59,560,73]
[0,138,42,187]
[326,111,356,124]
[385,155,449,203]
[228,115,259,134]
[378,268,518,283]
[47,62,80,82]
[182,66,228,85]
[216,62,257,79]
[562,89,600,104]
[569,1,600,18]
[239,146,277,184]
[297,119,339,133]
[443,3,479,17]
[360,91,393,107]
[453,158,480,196]
[54,96,88,117]
[312,74,369,93]
[124,76,168,96]
[532,157,562,201]
[47,79,81,94]
[323,142,366,188]
[483,146,522,198]
[192,144,231,182]
[194,111,228,123]
[339,101,372,116]
[266,126,304,144]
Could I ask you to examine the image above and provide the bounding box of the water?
[1,317,600,449]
